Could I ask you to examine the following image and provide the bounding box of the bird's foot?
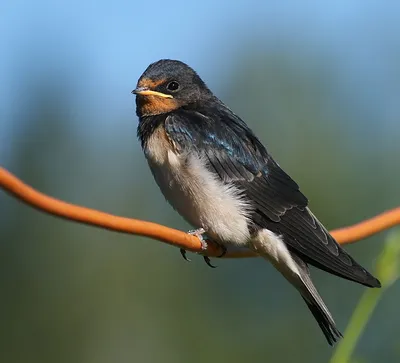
[188,228,208,248]
[203,255,217,268]
[180,229,226,267]
[188,229,216,267]
[216,243,227,258]
[180,228,218,268]
[180,248,191,262]
[203,241,227,268]
[180,228,207,263]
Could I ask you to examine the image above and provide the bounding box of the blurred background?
[1,1,400,362]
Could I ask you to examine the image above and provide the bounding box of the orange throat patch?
[137,95,180,116]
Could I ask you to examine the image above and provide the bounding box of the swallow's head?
[132,59,212,117]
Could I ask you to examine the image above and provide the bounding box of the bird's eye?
[166,81,180,91]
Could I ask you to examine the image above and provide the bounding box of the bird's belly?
[147,151,251,246]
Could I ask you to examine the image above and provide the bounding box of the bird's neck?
[137,114,167,149]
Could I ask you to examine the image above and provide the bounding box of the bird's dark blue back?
[164,100,380,288]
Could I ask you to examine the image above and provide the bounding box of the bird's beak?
[131,87,173,98]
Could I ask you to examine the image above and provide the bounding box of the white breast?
[145,126,252,246]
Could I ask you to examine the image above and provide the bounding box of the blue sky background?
[1,1,400,137]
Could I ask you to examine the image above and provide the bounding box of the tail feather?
[294,254,343,345]
[301,297,342,345]
[251,229,343,344]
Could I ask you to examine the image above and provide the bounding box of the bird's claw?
[188,228,206,241]
[182,228,225,268]
[180,248,191,262]
[189,228,215,267]
[180,228,207,263]
[203,256,217,268]
[188,227,209,250]
[202,242,227,268]
[217,244,227,258]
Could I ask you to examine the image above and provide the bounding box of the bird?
[132,59,381,345]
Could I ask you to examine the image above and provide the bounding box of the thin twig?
[1,166,399,258]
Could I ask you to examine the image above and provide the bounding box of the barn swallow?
[132,59,381,345]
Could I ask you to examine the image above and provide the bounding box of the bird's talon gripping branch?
[187,228,219,267]
[188,228,208,250]
[217,243,227,258]
[178,228,207,263]
[188,228,206,239]
[203,256,217,268]
[180,228,219,267]
[180,248,191,262]
[203,242,226,267]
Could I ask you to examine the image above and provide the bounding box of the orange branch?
[1,166,399,258]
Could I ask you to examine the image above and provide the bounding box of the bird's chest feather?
[143,125,251,245]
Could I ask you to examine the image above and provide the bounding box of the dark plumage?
[133,59,381,345]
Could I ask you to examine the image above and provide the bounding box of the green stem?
[329,287,383,363]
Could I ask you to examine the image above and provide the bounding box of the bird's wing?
[165,108,379,287]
